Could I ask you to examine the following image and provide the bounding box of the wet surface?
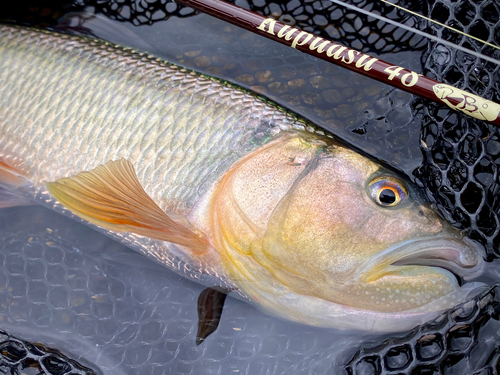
[0,206,369,374]
[0,0,500,374]
[346,287,500,375]
[0,328,95,374]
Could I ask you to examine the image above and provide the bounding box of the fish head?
[211,132,485,331]
[433,83,454,100]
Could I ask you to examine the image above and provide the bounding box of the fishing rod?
[175,0,500,127]
[379,0,500,54]
[332,0,500,65]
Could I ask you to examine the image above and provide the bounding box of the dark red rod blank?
[177,0,500,127]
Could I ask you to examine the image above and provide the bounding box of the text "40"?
[384,66,421,87]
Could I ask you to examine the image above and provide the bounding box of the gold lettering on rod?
[256,18,277,35]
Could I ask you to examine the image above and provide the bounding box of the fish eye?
[368,177,408,207]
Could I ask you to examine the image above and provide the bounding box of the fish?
[0,24,487,333]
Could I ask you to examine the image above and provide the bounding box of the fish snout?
[392,238,483,279]
[359,236,485,284]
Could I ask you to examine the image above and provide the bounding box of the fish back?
[0,25,309,213]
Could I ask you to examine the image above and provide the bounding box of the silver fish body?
[0,25,486,332]
[0,26,301,213]
[0,24,332,296]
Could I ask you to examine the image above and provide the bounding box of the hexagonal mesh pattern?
[414,0,500,259]
[70,0,427,53]
[73,0,198,24]
[346,286,500,375]
[0,0,198,26]
[238,0,427,53]
[0,329,96,374]
[62,0,500,259]
[1,0,500,374]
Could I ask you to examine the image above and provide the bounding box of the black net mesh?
[0,329,96,374]
[414,0,500,260]
[1,0,500,374]
[71,0,429,52]
[0,0,428,51]
[235,0,427,54]
[72,0,198,23]
[0,0,197,26]
[345,286,500,375]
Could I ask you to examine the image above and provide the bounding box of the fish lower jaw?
[213,233,487,332]
[392,247,474,278]
[359,236,485,283]
[246,280,487,333]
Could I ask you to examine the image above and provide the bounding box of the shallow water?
[1,1,500,374]
[0,205,370,374]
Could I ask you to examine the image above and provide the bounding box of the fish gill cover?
[0,0,499,374]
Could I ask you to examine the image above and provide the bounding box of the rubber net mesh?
[415,0,500,261]
[1,0,500,374]
[59,0,500,259]
[0,329,95,374]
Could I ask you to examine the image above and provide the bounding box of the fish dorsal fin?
[47,159,207,252]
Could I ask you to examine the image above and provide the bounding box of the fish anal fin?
[0,185,31,209]
[0,159,27,187]
[47,159,207,252]
[196,287,230,346]
[0,159,31,208]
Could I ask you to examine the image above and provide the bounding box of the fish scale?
[0,24,488,334]
[0,25,306,214]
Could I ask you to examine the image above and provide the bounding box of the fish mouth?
[357,236,485,282]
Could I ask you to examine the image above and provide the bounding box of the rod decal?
[175,0,500,127]
[433,84,500,122]
[257,18,380,73]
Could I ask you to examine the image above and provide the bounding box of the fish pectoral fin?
[46,159,207,252]
[196,287,230,346]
